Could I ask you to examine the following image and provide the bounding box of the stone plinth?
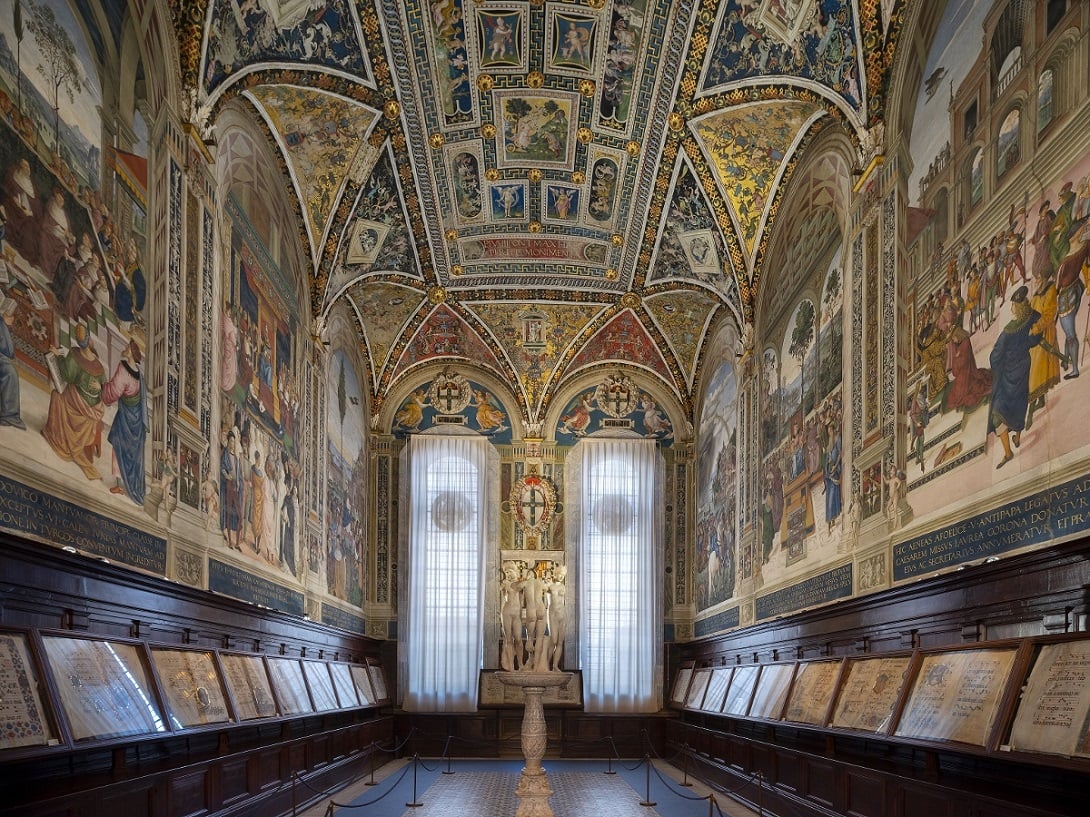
[495,671,572,817]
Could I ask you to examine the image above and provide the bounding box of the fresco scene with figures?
[0,0,1088,654]
[0,0,151,516]
[218,201,303,582]
[326,347,366,606]
[694,356,739,611]
[900,0,1090,532]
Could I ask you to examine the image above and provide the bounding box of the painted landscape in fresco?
[761,253,844,558]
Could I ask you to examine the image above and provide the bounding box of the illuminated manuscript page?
[749,664,795,719]
[220,653,277,719]
[267,657,313,715]
[0,633,54,749]
[1009,640,1090,757]
[150,648,231,728]
[702,667,733,712]
[723,665,759,716]
[894,648,1017,745]
[42,637,165,741]
[831,655,911,733]
[685,668,712,709]
[783,661,842,725]
[671,666,693,704]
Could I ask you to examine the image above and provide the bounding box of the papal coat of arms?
[511,472,558,535]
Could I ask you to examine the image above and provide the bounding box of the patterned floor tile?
[397,769,661,817]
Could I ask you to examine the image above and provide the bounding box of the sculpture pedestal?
[496,671,572,817]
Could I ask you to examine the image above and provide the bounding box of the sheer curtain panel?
[572,435,663,713]
[399,431,493,712]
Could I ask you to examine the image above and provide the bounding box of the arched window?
[1047,0,1068,34]
[997,107,1021,178]
[967,148,984,209]
[400,431,496,711]
[568,436,663,713]
[1038,68,1054,133]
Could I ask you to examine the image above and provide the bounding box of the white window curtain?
[398,430,494,712]
[569,435,663,713]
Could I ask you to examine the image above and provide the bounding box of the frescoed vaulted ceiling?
[178,0,901,426]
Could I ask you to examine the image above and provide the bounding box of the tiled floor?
[301,758,764,817]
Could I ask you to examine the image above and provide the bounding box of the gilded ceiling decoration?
[181,0,904,430]
[246,85,380,258]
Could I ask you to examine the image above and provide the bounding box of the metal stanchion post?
[365,742,378,786]
[758,770,764,817]
[443,735,454,775]
[406,753,423,808]
[604,737,616,774]
[680,742,693,787]
[707,794,714,817]
[639,754,657,807]
[291,772,297,816]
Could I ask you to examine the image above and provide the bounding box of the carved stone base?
[514,767,555,817]
[496,671,572,817]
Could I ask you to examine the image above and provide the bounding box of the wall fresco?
[694,358,739,610]
[753,250,843,594]
[219,202,302,579]
[553,371,674,448]
[0,1,151,545]
[391,373,513,445]
[903,1,1090,539]
[326,348,366,604]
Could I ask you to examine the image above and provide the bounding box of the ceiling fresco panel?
[544,6,606,79]
[492,89,581,172]
[326,147,425,302]
[388,303,507,388]
[467,300,611,416]
[645,290,720,389]
[246,85,379,255]
[648,154,735,297]
[201,0,372,100]
[567,308,674,387]
[700,0,864,114]
[445,140,487,225]
[470,5,530,74]
[582,145,628,233]
[458,235,611,275]
[345,281,427,390]
[420,0,476,129]
[692,99,824,262]
[595,0,651,134]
